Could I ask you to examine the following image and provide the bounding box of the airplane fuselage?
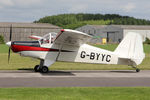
[6,29,144,73]
[10,41,120,66]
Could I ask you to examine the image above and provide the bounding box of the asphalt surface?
[0,70,150,87]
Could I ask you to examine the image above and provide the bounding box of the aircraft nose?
[6,41,11,47]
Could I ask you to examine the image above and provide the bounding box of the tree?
[144,37,150,44]
[0,35,4,44]
[34,13,150,29]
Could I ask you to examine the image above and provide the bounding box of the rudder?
[114,32,145,65]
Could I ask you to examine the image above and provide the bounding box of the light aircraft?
[6,26,145,73]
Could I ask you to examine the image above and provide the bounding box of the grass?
[0,87,150,100]
[0,44,150,100]
[92,44,118,51]
[1,53,150,70]
[0,44,150,70]
[0,44,9,53]
[0,53,39,70]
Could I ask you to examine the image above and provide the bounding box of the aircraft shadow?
[40,71,75,76]
[17,68,35,73]
[110,70,136,73]
[18,68,75,76]
[1,68,136,74]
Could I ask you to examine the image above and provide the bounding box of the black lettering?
[81,51,86,58]
[106,55,111,62]
[90,52,95,60]
[101,54,106,61]
[86,54,90,56]
[96,53,100,60]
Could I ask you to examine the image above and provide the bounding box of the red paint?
[11,45,51,52]
[11,44,72,52]
[61,29,65,32]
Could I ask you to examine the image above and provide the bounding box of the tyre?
[41,66,49,73]
[136,68,140,72]
[34,65,40,72]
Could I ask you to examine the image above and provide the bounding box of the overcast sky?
[0,0,150,22]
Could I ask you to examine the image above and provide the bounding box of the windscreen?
[39,32,58,45]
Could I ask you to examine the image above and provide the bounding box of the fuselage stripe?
[11,45,74,52]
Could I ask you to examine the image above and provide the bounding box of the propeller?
[8,24,12,63]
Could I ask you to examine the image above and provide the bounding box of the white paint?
[13,29,145,68]
[123,29,150,41]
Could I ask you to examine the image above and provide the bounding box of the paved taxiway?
[0,70,150,87]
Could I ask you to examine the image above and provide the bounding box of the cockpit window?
[51,32,57,42]
[39,32,58,45]
[12,41,40,47]
[40,34,50,45]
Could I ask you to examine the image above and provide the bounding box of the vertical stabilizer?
[114,32,145,65]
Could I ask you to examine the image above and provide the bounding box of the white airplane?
[6,29,145,73]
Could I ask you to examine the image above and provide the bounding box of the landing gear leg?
[132,65,140,72]
[38,60,49,73]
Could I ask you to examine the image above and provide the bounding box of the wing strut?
[55,45,63,61]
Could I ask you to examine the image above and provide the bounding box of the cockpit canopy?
[39,32,57,46]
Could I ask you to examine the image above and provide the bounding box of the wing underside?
[54,29,92,46]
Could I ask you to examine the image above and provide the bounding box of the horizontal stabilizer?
[29,35,42,40]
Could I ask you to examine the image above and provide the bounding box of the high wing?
[54,29,92,46]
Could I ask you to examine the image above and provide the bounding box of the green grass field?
[0,44,9,53]
[0,44,150,100]
[0,87,150,100]
[0,44,150,70]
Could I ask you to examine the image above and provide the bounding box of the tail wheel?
[136,68,140,72]
[34,65,40,72]
[41,66,49,73]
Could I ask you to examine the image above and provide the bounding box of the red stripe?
[11,44,74,52]
[11,45,52,52]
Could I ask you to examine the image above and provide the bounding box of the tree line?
[34,13,150,29]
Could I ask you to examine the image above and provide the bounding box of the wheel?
[136,68,140,72]
[40,66,49,73]
[34,65,40,72]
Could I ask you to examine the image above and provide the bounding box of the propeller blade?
[9,24,12,41]
[8,24,12,63]
[8,47,11,63]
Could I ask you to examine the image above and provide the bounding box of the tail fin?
[114,32,145,65]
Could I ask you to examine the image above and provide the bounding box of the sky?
[0,0,150,22]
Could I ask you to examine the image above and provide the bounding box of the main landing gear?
[34,59,55,73]
[34,65,49,73]
[34,65,40,72]
[34,60,49,73]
